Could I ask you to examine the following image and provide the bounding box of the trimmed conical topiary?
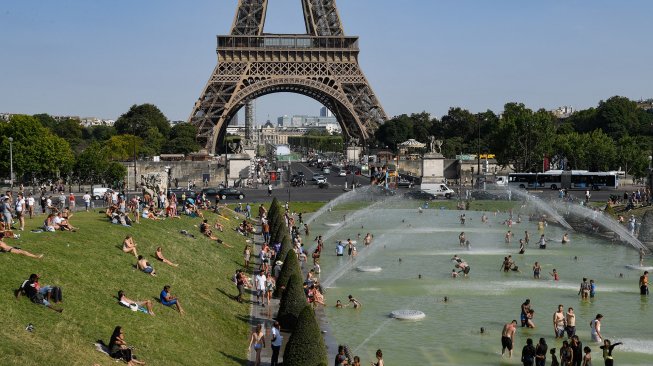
[274,248,301,298]
[270,199,288,245]
[267,197,279,227]
[276,272,306,330]
[283,305,328,366]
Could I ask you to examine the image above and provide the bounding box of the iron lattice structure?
[189,0,387,152]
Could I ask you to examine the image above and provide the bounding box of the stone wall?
[121,161,226,188]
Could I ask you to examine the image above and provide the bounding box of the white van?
[92,187,110,200]
[420,183,455,199]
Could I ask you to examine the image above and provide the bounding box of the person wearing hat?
[273,260,283,279]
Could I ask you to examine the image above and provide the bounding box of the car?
[202,187,245,200]
[338,170,347,177]
[297,171,305,177]
[397,178,414,188]
[92,187,110,200]
[403,190,437,200]
[421,183,456,199]
[311,174,327,184]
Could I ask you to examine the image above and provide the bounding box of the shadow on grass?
[219,351,249,365]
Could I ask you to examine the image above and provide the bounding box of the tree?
[163,123,201,154]
[270,200,288,245]
[283,305,328,366]
[274,249,302,298]
[74,141,109,186]
[104,162,128,187]
[617,136,650,179]
[0,115,75,182]
[104,135,142,161]
[490,103,556,171]
[276,272,306,330]
[114,104,171,143]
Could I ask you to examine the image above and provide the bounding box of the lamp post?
[8,137,14,189]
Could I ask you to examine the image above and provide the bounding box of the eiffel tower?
[188,0,388,153]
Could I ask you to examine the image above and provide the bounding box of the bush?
[283,305,328,366]
[276,273,306,330]
[274,248,301,298]
[270,200,287,245]
[268,197,279,226]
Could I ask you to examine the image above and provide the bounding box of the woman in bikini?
[122,235,138,257]
[248,323,266,366]
[118,290,155,315]
[0,234,43,258]
[155,247,178,267]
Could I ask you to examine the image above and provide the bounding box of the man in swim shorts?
[552,304,566,339]
[501,320,517,358]
[640,271,649,295]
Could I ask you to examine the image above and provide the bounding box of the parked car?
[337,170,347,177]
[202,187,245,200]
[403,190,437,201]
[92,187,110,200]
[397,178,414,188]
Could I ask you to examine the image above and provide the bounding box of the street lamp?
[8,137,14,189]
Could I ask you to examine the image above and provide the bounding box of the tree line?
[0,104,200,187]
[375,96,653,178]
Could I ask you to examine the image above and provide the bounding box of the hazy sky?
[1,0,652,123]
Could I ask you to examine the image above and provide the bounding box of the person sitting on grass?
[0,221,16,239]
[53,212,77,231]
[213,220,224,232]
[43,214,59,232]
[107,326,145,365]
[200,219,233,247]
[122,235,138,257]
[0,233,43,258]
[160,285,185,314]
[118,290,155,316]
[136,255,156,276]
[18,273,62,312]
[155,246,178,267]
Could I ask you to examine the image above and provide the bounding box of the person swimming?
[562,233,569,244]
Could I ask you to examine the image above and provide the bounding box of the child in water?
[550,269,560,281]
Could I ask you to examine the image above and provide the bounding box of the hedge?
[283,305,328,366]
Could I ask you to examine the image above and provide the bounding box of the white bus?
[509,171,619,190]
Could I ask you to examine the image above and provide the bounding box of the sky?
[1,0,652,124]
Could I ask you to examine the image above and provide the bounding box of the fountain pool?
[312,207,652,365]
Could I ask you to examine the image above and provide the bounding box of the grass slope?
[0,209,252,366]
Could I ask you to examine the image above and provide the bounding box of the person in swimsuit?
[118,290,155,315]
[550,269,559,281]
[501,320,518,358]
[562,233,569,244]
[639,271,649,295]
[519,239,525,254]
[600,339,621,366]
[524,230,530,244]
[578,278,591,299]
[533,262,542,279]
[371,349,384,366]
[0,234,43,258]
[560,340,573,366]
[122,235,138,257]
[553,304,566,339]
[248,323,265,366]
[590,314,603,343]
[565,307,576,338]
[502,257,512,272]
[136,255,156,276]
[347,294,362,309]
[538,235,547,249]
[520,299,531,327]
[155,247,178,267]
[459,232,466,247]
[581,346,592,366]
[505,230,513,244]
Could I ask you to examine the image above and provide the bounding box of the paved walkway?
[246,218,338,365]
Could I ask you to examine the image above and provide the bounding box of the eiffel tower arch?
[188,0,388,153]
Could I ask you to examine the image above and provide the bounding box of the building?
[636,98,653,110]
[551,106,574,119]
[80,117,115,127]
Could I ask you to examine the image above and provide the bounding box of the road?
[16,174,645,209]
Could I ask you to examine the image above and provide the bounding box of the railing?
[217,35,359,50]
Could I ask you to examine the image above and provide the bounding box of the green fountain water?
[313,206,652,365]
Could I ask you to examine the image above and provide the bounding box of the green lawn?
[0,208,252,366]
